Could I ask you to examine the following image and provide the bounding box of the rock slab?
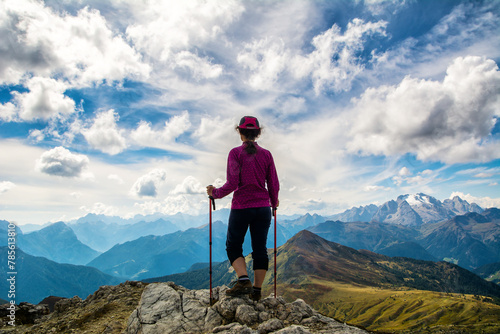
[126,282,369,334]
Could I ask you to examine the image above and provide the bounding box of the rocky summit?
[126,282,369,334]
[0,281,369,334]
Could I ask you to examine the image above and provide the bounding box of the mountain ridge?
[17,221,100,265]
[0,247,121,304]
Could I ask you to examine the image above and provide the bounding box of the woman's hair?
[236,127,261,154]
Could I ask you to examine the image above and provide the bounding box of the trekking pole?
[273,207,277,298]
[208,188,216,305]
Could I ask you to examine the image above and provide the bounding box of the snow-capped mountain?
[372,193,483,226]
[332,193,484,226]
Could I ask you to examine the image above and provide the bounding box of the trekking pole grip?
[207,185,216,211]
[209,196,216,211]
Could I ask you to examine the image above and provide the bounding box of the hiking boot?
[226,279,253,296]
[249,289,261,301]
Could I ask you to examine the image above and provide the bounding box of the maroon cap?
[238,116,260,129]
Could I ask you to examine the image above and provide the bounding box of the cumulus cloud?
[82,110,127,155]
[193,115,238,151]
[125,0,242,79]
[0,181,16,194]
[237,37,290,91]
[391,167,435,187]
[35,146,90,178]
[12,77,75,121]
[133,194,206,216]
[0,103,16,122]
[348,56,500,163]
[131,110,191,148]
[170,176,205,195]
[125,0,244,52]
[171,51,223,80]
[298,19,387,95]
[129,169,167,198]
[237,19,387,94]
[0,0,149,86]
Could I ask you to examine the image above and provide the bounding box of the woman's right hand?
[206,185,215,197]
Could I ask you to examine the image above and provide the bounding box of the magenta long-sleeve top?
[212,142,279,209]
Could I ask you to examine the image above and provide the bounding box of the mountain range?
[1,220,100,265]
[147,230,500,333]
[0,247,121,304]
[78,195,496,279]
[308,208,500,270]
[87,221,231,279]
[68,218,180,252]
[338,193,483,226]
[156,229,500,298]
[2,192,499,307]
[17,221,100,265]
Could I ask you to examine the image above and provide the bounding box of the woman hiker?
[206,116,280,301]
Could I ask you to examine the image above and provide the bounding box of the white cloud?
[398,167,411,176]
[80,202,120,216]
[299,19,387,95]
[124,0,242,82]
[28,129,45,142]
[0,102,16,122]
[12,77,75,121]
[82,110,127,155]
[348,56,500,163]
[449,191,500,209]
[125,0,244,55]
[172,51,223,80]
[363,0,410,15]
[237,37,290,91]
[237,18,387,95]
[278,96,307,116]
[364,185,391,192]
[373,3,500,80]
[133,194,205,216]
[391,167,437,187]
[426,3,499,55]
[0,0,149,87]
[301,198,327,211]
[0,181,16,194]
[108,174,124,185]
[131,110,191,148]
[35,146,90,178]
[130,169,167,198]
[193,115,238,152]
[170,176,205,195]
[70,192,82,199]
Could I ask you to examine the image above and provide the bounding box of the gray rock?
[275,325,311,333]
[258,318,284,333]
[125,282,370,334]
[235,304,259,326]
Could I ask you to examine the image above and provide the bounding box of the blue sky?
[0,0,499,225]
